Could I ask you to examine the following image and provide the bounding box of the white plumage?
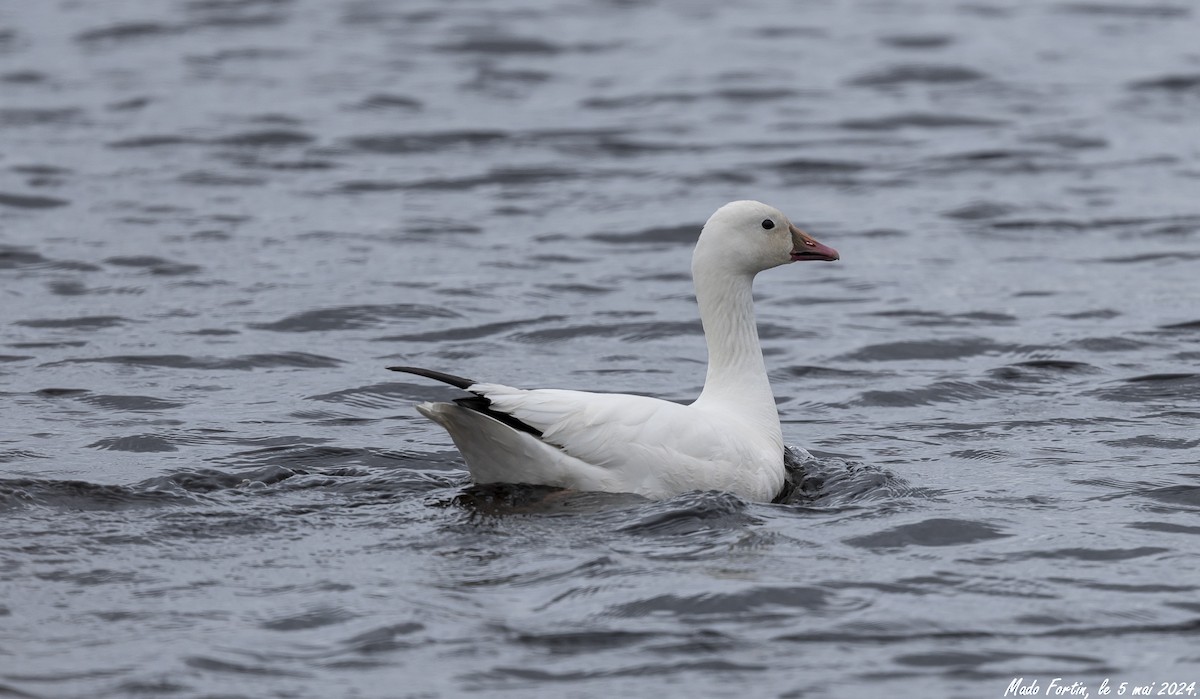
[391,200,840,502]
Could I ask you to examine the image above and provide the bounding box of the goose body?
[391,200,839,502]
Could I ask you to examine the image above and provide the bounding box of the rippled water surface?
[3,1,1200,697]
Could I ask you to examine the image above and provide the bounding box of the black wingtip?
[387,365,477,390]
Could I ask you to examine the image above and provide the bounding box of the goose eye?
[761,219,775,230]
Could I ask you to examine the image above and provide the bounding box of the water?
[2,0,1199,696]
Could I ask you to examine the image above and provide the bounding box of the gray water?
[3,1,1200,697]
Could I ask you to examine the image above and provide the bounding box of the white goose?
[390,200,839,502]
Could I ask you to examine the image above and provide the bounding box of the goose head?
[694,200,839,277]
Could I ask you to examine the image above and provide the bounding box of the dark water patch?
[159,511,290,545]
[13,315,129,329]
[1094,250,1200,264]
[178,170,267,187]
[89,434,181,452]
[769,158,867,180]
[34,387,90,398]
[402,166,602,191]
[1,246,100,272]
[46,352,343,370]
[437,36,565,55]
[1088,373,1200,403]
[1104,435,1199,449]
[682,168,756,186]
[1058,309,1121,320]
[10,164,72,175]
[1160,319,1200,331]
[557,136,701,158]
[182,0,295,29]
[588,223,700,246]
[1078,580,1197,593]
[0,28,20,52]
[1129,521,1200,535]
[103,255,200,275]
[334,180,403,193]
[848,64,988,87]
[511,320,697,343]
[76,22,181,45]
[1068,336,1153,352]
[0,477,198,511]
[1129,74,1200,93]
[780,364,876,379]
[1027,133,1109,150]
[352,93,423,111]
[186,47,296,68]
[606,585,833,621]
[866,309,1018,326]
[212,129,314,147]
[468,659,770,685]
[0,449,48,463]
[582,88,801,110]
[108,134,200,148]
[988,218,1090,232]
[879,34,954,49]
[10,340,88,349]
[0,354,33,363]
[714,87,804,101]
[539,283,611,294]
[0,108,83,127]
[855,379,1002,407]
[47,280,142,295]
[510,628,659,654]
[464,66,554,94]
[845,518,1009,550]
[108,96,152,111]
[971,547,1169,563]
[107,130,312,149]
[1137,485,1200,508]
[949,448,1009,461]
[839,337,1012,362]
[377,315,566,342]
[233,156,337,171]
[776,618,1200,645]
[1057,3,1190,19]
[891,650,1030,669]
[402,218,482,236]
[990,213,1200,234]
[35,568,145,586]
[258,605,358,631]
[80,394,186,412]
[250,304,459,332]
[924,148,1069,174]
[838,112,1005,130]
[0,191,70,209]
[336,622,425,656]
[988,359,1099,383]
[344,130,508,155]
[942,200,1016,220]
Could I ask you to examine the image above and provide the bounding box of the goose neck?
[691,262,777,424]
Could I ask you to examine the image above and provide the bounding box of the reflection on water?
[2,0,1199,696]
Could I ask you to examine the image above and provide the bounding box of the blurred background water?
[2,0,1199,697]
